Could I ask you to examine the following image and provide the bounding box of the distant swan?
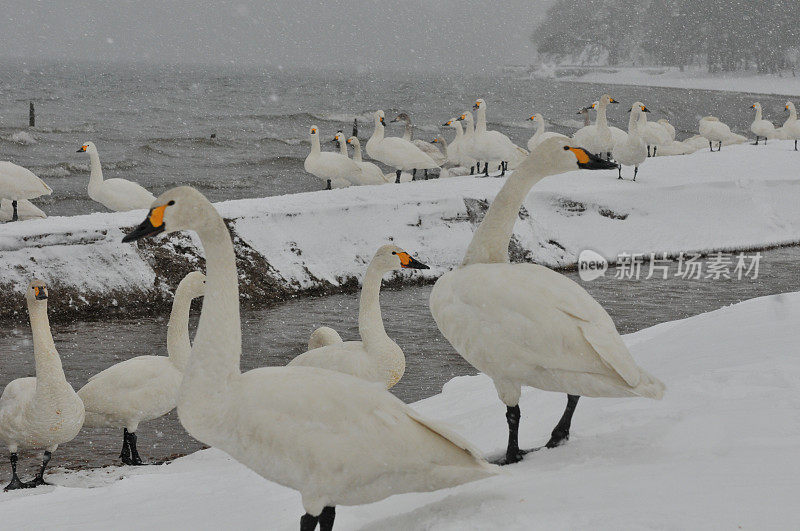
[472,99,528,175]
[571,95,623,159]
[78,272,205,465]
[430,138,663,466]
[77,141,156,211]
[750,102,778,145]
[122,186,498,529]
[366,110,439,183]
[289,245,428,388]
[526,113,568,150]
[612,103,648,180]
[303,126,357,189]
[699,116,733,151]
[442,118,477,173]
[0,280,85,489]
[779,101,800,150]
[390,112,447,167]
[340,135,391,185]
[0,162,52,222]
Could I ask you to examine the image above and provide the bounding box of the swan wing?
[431,263,648,386]
[0,378,36,412]
[372,137,438,168]
[93,178,156,211]
[287,342,385,384]
[0,162,52,199]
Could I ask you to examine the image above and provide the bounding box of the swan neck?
[311,135,321,154]
[476,107,487,133]
[88,150,103,188]
[462,158,550,265]
[403,121,412,141]
[167,288,195,371]
[453,123,463,137]
[28,301,64,384]
[596,102,608,128]
[536,119,545,136]
[338,140,348,157]
[755,107,763,121]
[180,209,241,417]
[370,122,385,142]
[352,143,363,162]
[790,107,798,121]
[358,262,390,349]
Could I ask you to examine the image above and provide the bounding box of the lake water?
[0,61,793,217]
[0,245,797,477]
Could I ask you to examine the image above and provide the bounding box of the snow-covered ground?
[2,291,798,529]
[1,139,800,320]
[555,66,800,97]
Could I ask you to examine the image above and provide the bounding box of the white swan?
[0,198,45,222]
[0,280,85,489]
[750,102,778,145]
[343,136,391,185]
[431,137,472,177]
[121,187,498,529]
[657,118,676,141]
[366,110,439,183]
[442,118,477,172]
[526,113,568,151]
[390,113,447,166]
[699,116,734,152]
[612,103,648,181]
[572,95,623,159]
[472,99,528,175]
[289,245,428,389]
[304,126,357,190]
[779,101,800,151]
[307,326,343,351]
[77,142,156,211]
[456,111,485,172]
[0,162,52,222]
[637,107,672,157]
[430,138,664,465]
[78,271,205,465]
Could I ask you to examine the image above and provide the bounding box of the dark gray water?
[0,246,797,477]
[0,61,793,217]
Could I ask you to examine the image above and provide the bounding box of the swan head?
[430,137,442,144]
[308,125,319,139]
[752,102,762,111]
[472,98,485,111]
[332,130,346,146]
[122,186,211,243]
[346,136,360,147]
[786,102,794,113]
[177,271,206,299]
[600,94,619,106]
[374,110,387,128]
[527,113,544,124]
[26,279,49,304]
[576,106,592,115]
[390,112,410,124]
[76,141,97,154]
[373,244,428,272]
[627,102,650,113]
[529,137,618,174]
[456,112,473,124]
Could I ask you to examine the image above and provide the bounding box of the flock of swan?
[0,93,798,529]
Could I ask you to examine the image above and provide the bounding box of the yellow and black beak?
[566,146,618,170]
[430,139,438,143]
[396,251,429,270]
[442,120,451,126]
[33,286,48,300]
[380,117,387,126]
[122,204,168,242]
[457,115,465,121]
[76,145,87,153]
[346,138,353,144]
[609,98,619,104]
[472,101,480,110]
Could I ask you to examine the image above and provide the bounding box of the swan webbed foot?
[545,394,580,449]
[24,450,53,487]
[491,447,533,466]
[4,453,32,491]
[24,476,50,488]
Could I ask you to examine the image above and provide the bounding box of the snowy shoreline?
[2,290,799,529]
[549,66,800,97]
[1,139,799,322]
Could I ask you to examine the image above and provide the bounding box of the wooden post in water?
[29,101,35,127]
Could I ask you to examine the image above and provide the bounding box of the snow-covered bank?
[1,139,800,321]
[2,291,799,529]
[554,66,800,97]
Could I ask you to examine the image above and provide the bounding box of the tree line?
[532,0,800,74]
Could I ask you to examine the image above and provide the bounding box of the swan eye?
[392,251,396,255]
[563,146,570,151]
[168,200,175,206]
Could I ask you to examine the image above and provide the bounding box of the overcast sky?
[0,1,552,71]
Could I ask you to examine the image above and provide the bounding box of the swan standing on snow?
[472,99,528,176]
[779,101,800,151]
[612,103,649,181]
[77,142,156,211]
[390,112,447,167]
[637,106,672,157]
[344,136,391,184]
[304,126,357,190]
[289,245,428,389]
[122,187,498,529]
[430,138,664,465]
[657,118,676,141]
[431,137,473,177]
[0,162,51,222]
[526,113,568,150]
[329,132,387,186]
[0,281,85,489]
[443,118,477,173]
[457,112,483,172]
[572,95,623,160]
[366,110,439,183]
[750,103,777,145]
[78,272,206,465]
[0,198,45,222]
[699,116,733,152]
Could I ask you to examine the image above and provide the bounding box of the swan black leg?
[319,506,336,531]
[25,451,52,487]
[708,141,713,152]
[395,170,401,184]
[499,161,506,176]
[795,139,798,151]
[765,137,768,145]
[325,179,331,190]
[300,513,318,531]
[492,405,528,465]
[470,165,475,175]
[633,166,639,181]
[424,169,429,180]
[483,162,489,176]
[754,136,760,145]
[121,429,144,466]
[4,453,31,491]
[120,429,131,463]
[11,200,18,222]
[719,141,723,151]
[607,151,612,161]
[647,145,651,157]
[545,394,580,448]
[653,146,657,156]
[412,168,417,180]
[618,166,622,179]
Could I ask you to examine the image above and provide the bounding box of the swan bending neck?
[167,289,195,371]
